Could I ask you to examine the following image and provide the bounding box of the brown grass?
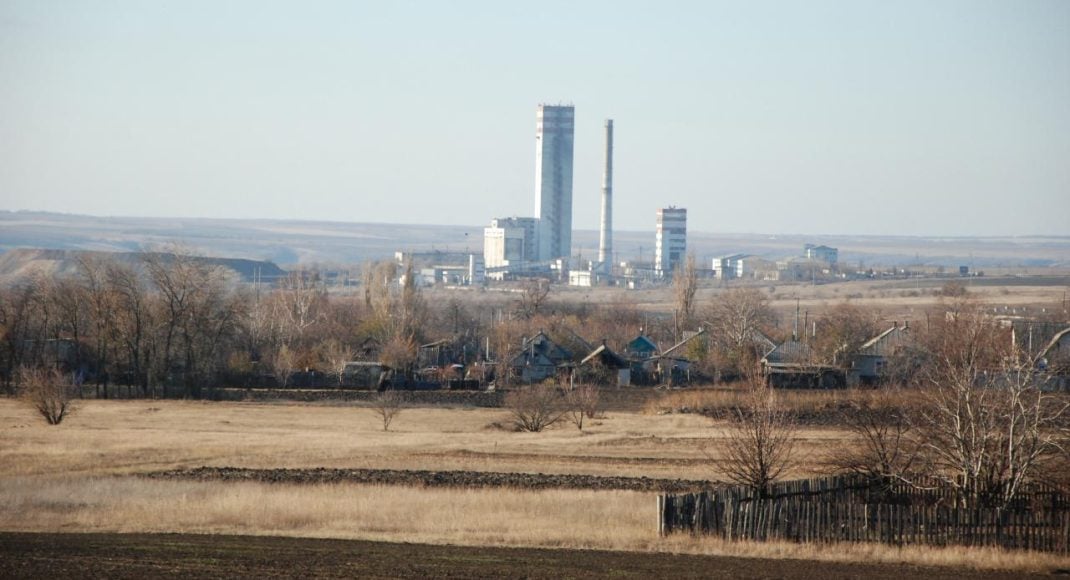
[2,398,1066,572]
[1,475,1065,573]
[642,387,925,417]
[0,399,843,481]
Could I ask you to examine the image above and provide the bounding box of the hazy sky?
[1,1,1068,237]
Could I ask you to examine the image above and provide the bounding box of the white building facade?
[483,217,538,279]
[655,206,687,278]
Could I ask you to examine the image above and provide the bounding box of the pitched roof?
[626,335,659,355]
[749,330,778,356]
[763,340,812,364]
[1040,327,1070,361]
[662,328,707,358]
[858,326,911,357]
[509,350,555,368]
[419,339,451,349]
[580,343,629,368]
[520,331,573,363]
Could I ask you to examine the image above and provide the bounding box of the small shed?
[848,324,912,386]
[580,342,631,387]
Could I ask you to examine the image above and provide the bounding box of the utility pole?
[793,297,800,341]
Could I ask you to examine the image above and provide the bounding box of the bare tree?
[565,383,601,431]
[706,288,775,378]
[272,344,298,388]
[811,302,881,370]
[721,379,797,496]
[18,366,75,425]
[826,389,919,482]
[144,250,240,397]
[378,334,416,382]
[317,338,354,387]
[107,261,156,396]
[505,384,564,432]
[516,279,551,319]
[909,297,1069,510]
[673,254,698,326]
[370,389,404,431]
[77,255,121,397]
[274,270,328,346]
[42,276,87,375]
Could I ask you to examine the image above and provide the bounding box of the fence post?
[657,494,665,537]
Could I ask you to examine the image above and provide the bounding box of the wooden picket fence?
[658,476,1070,553]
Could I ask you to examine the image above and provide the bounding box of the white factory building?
[483,217,539,279]
[655,206,687,278]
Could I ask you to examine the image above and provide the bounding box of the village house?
[848,323,912,386]
[762,339,843,388]
[509,331,573,384]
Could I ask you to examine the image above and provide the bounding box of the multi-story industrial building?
[534,104,575,262]
[483,216,538,278]
[713,253,746,280]
[804,244,839,266]
[655,206,687,277]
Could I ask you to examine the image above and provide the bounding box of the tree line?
[0,253,683,396]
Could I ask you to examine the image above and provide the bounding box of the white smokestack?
[598,119,613,271]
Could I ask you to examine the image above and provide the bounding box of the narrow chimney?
[598,119,613,273]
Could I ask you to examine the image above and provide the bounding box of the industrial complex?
[400,103,838,288]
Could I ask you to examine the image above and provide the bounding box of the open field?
[4,398,1070,574]
[0,399,846,481]
[1,533,1049,580]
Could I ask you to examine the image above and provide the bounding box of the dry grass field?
[0,398,846,481]
[3,398,1069,573]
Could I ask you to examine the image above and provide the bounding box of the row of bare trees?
[2,250,1065,396]
[0,253,373,396]
[0,253,243,397]
[0,252,677,395]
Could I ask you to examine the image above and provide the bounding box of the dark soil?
[0,532,1048,580]
[146,466,712,493]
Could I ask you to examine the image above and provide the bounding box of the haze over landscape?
[2,1,1068,237]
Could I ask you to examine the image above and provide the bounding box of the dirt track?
[147,466,713,492]
[0,532,1052,580]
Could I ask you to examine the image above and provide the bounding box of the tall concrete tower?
[598,119,613,273]
[534,104,575,261]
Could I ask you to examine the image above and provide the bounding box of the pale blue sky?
[1,1,1067,236]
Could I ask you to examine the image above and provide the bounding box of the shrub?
[18,366,75,425]
[565,383,601,431]
[504,384,564,432]
[721,380,797,496]
[371,390,404,431]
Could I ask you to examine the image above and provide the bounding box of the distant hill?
[1,210,1068,269]
[0,211,480,266]
[0,248,286,285]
